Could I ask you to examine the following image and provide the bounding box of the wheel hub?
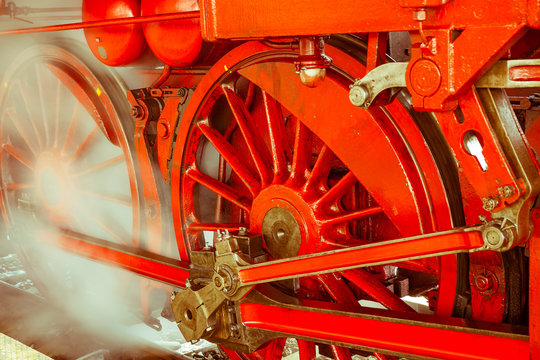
[251,185,321,258]
[35,152,70,209]
[262,207,301,259]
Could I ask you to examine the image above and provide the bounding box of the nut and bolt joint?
[474,274,494,292]
[349,83,370,108]
[413,9,427,21]
[498,185,515,199]
[130,105,144,119]
[482,197,500,212]
[482,220,516,251]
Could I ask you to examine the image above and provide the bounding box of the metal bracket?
[476,60,540,88]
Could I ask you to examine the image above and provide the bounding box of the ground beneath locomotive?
[0,240,219,360]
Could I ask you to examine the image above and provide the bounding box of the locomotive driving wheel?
[170,41,469,358]
[0,43,142,311]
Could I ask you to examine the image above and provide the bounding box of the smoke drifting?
[0,2,193,357]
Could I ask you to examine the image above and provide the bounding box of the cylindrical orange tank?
[82,0,147,66]
[141,0,207,67]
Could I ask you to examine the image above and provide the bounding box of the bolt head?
[498,185,515,199]
[482,226,507,249]
[413,9,427,21]
[130,106,143,119]
[482,197,500,212]
[349,84,369,107]
[474,275,493,292]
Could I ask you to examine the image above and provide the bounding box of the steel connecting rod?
[36,228,190,288]
[237,226,485,286]
[34,220,512,291]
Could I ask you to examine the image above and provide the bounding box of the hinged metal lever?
[349,62,407,108]
[349,59,540,109]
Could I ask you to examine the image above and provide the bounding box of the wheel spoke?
[315,171,357,210]
[74,187,132,207]
[54,73,62,148]
[331,346,352,360]
[214,154,229,223]
[341,269,414,312]
[71,124,99,161]
[73,155,123,178]
[187,222,249,233]
[62,101,81,155]
[88,213,129,246]
[186,167,251,212]
[35,63,51,148]
[289,119,312,186]
[15,80,44,150]
[373,354,393,360]
[5,183,33,191]
[303,145,334,192]
[198,122,261,195]
[297,339,317,360]
[222,86,272,186]
[1,142,34,169]
[262,90,289,183]
[5,107,39,156]
[320,206,383,227]
[263,338,286,360]
[317,273,360,306]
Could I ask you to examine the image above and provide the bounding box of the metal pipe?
[0,11,200,36]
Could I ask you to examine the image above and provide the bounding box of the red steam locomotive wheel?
[0,43,142,304]
[170,41,467,357]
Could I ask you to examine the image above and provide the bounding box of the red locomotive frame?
[1,0,540,359]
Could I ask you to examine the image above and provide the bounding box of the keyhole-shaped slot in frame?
[463,130,488,171]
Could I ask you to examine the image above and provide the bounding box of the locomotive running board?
[239,301,529,360]
[38,229,190,288]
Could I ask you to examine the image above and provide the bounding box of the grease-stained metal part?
[349,62,407,108]
[172,282,227,341]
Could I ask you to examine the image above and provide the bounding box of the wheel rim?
[0,44,140,296]
[170,41,461,357]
